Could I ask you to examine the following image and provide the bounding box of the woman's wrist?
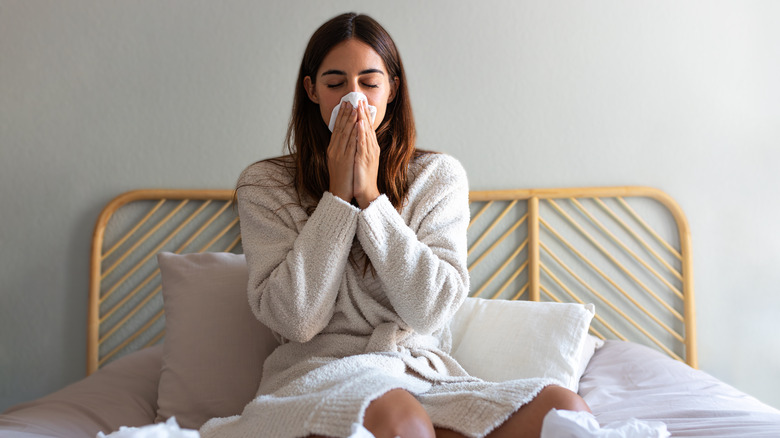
[329,181,353,204]
[356,188,381,209]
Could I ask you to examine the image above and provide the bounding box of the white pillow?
[156,252,279,430]
[578,332,605,380]
[450,297,596,392]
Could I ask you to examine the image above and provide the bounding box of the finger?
[354,118,363,155]
[361,119,376,161]
[354,100,366,124]
[332,101,351,135]
[360,100,372,127]
[331,103,358,153]
[356,108,376,155]
[334,101,351,133]
[356,102,376,146]
[343,100,357,120]
[353,119,364,178]
[346,116,359,152]
[353,103,366,144]
[340,104,359,139]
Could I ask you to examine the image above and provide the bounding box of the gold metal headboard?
[88,187,695,374]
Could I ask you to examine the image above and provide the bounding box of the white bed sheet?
[581,340,780,437]
[2,341,780,437]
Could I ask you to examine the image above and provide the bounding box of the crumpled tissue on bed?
[96,417,200,438]
[541,409,670,438]
[96,419,381,438]
[328,92,377,132]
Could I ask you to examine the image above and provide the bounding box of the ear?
[388,76,400,103]
[304,76,319,104]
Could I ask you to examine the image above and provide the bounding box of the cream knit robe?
[200,154,555,438]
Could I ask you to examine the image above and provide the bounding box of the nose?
[347,78,361,94]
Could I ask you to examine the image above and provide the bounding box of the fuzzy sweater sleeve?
[356,155,470,335]
[237,166,360,343]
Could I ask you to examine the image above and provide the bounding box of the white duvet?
[580,341,780,437]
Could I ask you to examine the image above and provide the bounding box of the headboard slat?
[87,186,697,374]
[101,200,189,281]
[596,198,684,282]
[103,199,166,260]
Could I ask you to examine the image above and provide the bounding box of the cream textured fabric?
[200,154,555,438]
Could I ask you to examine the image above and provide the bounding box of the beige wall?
[1,0,779,411]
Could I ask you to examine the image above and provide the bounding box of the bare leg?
[314,385,587,438]
[486,385,590,438]
[434,385,589,438]
[363,388,436,438]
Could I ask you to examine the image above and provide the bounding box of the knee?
[536,385,591,413]
[364,389,435,438]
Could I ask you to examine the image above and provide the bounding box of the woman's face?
[305,39,398,131]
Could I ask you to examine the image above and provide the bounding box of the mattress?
[3,341,779,437]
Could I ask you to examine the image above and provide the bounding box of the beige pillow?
[450,297,596,392]
[156,252,278,429]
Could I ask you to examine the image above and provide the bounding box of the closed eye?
[326,83,378,89]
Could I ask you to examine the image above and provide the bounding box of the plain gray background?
[1,0,779,411]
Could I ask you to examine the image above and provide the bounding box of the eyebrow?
[320,68,385,77]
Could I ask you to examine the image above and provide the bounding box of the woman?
[201,13,589,438]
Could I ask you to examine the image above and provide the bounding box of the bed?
[2,186,779,437]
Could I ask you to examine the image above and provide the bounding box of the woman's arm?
[356,155,470,335]
[238,167,360,343]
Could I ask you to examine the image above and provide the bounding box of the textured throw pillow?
[155,252,279,430]
[449,297,596,392]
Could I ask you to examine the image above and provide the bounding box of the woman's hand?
[353,100,381,209]
[327,101,359,203]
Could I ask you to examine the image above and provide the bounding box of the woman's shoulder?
[237,155,295,187]
[409,151,468,187]
[404,151,469,212]
[236,155,299,207]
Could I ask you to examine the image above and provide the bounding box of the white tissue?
[348,422,377,438]
[541,409,670,438]
[327,92,377,132]
[96,417,200,438]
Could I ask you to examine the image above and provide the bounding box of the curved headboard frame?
[87,186,696,375]
[88,190,235,375]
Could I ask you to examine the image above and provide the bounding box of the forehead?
[318,39,387,75]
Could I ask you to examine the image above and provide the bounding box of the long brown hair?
[283,12,419,212]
